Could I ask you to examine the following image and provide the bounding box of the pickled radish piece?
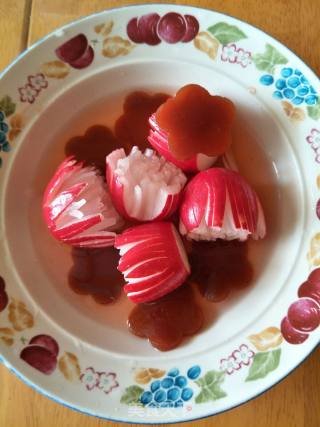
[155,84,235,161]
[148,114,217,172]
[106,147,186,222]
[180,168,266,241]
[43,157,123,248]
[115,222,190,303]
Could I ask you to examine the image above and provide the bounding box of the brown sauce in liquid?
[189,240,253,302]
[115,91,169,151]
[69,247,124,304]
[65,125,119,174]
[65,90,254,351]
[128,284,203,352]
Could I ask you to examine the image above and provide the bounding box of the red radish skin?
[115,222,190,303]
[106,147,186,222]
[148,114,216,172]
[179,168,266,241]
[43,157,122,248]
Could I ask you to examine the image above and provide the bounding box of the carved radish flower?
[115,222,190,303]
[106,147,186,222]
[179,168,266,241]
[148,114,217,172]
[43,157,123,248]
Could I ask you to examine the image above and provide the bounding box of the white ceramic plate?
[0,4,319,424]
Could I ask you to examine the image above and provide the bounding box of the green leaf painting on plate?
[0,95,16,117]
[252,44,288,74]
[245,349,281,381]
[195,370,227,403]
[207,22,247,45]
[307,98,320,120]
[120,385,144,406]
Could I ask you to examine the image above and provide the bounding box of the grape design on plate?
[281,268,320,344]
[260,67,318,106]
[127,12,199,45]
[140,366,201,407]
[55,34,94,69]
[20,334,60,375]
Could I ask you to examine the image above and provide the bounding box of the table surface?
[0,1,319,426]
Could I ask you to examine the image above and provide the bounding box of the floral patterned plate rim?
[0,3,319,424]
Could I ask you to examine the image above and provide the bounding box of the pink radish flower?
[115,222,190,303]
[148,114,217,172]
[43,157,123,248]
[180,168,266,241]
[106,146,186,222]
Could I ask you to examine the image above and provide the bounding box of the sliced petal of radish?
[148,114,217,172]
[43,157,123,248]
[179,168,266,241]
[114,222,190,303]
[106,146,186,222]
